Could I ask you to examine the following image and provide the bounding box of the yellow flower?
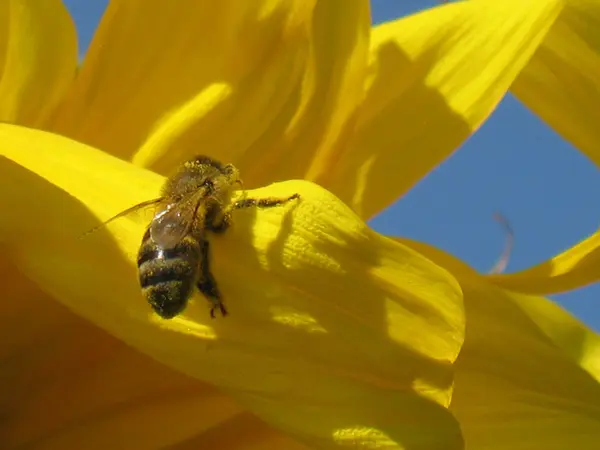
[1,0,598,449]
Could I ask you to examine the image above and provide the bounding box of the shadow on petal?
[322,0,562,220]
[169,412,311,450]
[0,258,251,450]
[321,34,471,220]
[452,280,600,450]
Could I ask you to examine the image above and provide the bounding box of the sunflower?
[1,1,599,449]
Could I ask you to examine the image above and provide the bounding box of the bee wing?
[79,197,164,239]
[149,188,209,249]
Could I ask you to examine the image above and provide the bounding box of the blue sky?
[64,0,600,330]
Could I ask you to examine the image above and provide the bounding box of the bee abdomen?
[138,234,201,318]
[139,258,196,288]
[142,280,193,319]
[139,259,197,319]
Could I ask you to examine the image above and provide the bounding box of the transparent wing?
[79,198,164,240]
[150,188,209,249]
[150,204,194,249]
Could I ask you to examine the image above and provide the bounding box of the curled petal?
[487,230,600,295]
[399,239,600,450]
[0,0,77,126]
[325,0,563,219]
[0,124,464,449]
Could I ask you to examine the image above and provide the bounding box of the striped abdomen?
[137,229,201,319]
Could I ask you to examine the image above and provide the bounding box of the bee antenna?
[488,212,514,274]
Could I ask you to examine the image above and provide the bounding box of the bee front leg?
[207,193,300,233]
[196,238,228,318]
[233,193,300,210]
[205,212,232,234]
[204,202,233,234]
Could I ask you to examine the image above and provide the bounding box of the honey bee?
[87,155,300,319]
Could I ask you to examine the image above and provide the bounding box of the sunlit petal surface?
[321,0,563,219]
[48,0,316,171]
[399,239,600,450]
[498,0,600,295]
[0,124,465,449]
[0,0,77,126]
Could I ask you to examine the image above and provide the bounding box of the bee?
[86,155,300,319]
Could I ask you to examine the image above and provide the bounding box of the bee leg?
[204,201,232,234]
[233,193,300,210]
[207,194,300,233]
[196,238,228,318]
[205,211,232,234]
[210,302,229,319]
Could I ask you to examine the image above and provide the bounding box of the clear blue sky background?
[64,0,600,331]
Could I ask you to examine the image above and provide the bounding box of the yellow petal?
[234,0,371,188]
[512,0,600,166]
[398,239,600,450]
[1,260,310,449]
[48,0,315,168]
[0,0,77,126]
[487,230,600,295]
[136,0,371,185]
[0,259,237,448]
[168,413,312,450]
[324,0,563,219]
[0,124,464,449]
